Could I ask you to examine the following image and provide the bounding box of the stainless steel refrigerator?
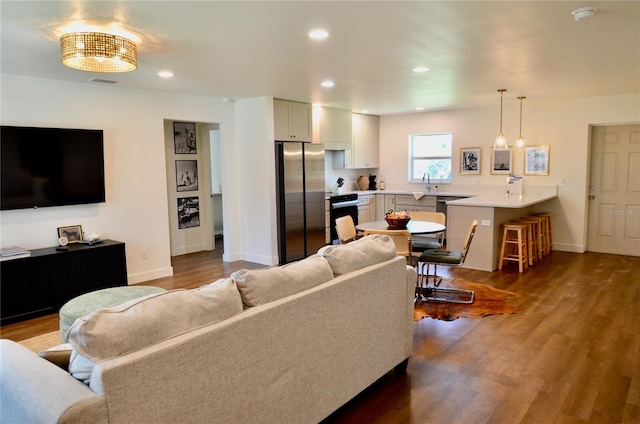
[275,141,326,264]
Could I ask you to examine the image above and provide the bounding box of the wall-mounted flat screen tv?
[1,125,105,211]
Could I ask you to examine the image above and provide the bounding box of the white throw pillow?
[68,278,242,384]
[232,254,333,308]
[317,234,397,276]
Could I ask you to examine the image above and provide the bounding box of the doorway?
[165,120,223,256]
[587,124,640,256]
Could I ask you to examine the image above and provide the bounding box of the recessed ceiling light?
[413,66,430,73]
[321,80,335,88]
[571,6,597,21]
[158,70,174,78]
[308,29,329,39]
[415,107,425,111]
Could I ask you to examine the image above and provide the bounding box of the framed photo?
[176,160,198,192]
[58,225,83,243]
[490,148,513,175]
[174,122,197,154]
[177,196,200,229]
[524,145,550,176]
[460,147,481,175]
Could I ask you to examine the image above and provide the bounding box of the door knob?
[589,195,596,200]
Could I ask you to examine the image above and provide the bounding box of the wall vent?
[89,78,118,84]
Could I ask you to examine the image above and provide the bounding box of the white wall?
[379,93,640,253]
[0,74,235,283]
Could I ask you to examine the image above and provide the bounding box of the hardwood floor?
[2,245,639,423]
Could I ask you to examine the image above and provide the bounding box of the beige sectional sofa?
[0,235,416,424]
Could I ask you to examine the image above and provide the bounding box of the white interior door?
[587,124,640,256]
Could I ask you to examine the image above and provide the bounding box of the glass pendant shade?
[493,89,508,149]
[60,32,137,72]
[515,96,526,150]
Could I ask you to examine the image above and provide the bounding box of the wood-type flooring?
[2,242,638,424]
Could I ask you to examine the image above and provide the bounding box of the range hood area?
[312,106,352,151]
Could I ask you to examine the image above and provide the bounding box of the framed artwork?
[58,225,83,243]
[524,145,550,176]
[490,148,513,175]
[460,147,481,175]
[174,122,197,154]
[177,196,200,229]
[176,160,198,192]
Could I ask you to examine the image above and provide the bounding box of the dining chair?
[363,229,413,264]
[416,220,478,304]
[409,211,446,251]
[335,215,359,244]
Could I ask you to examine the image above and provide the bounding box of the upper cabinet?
[274,99,312,142]
[312,106,352,150]
[349,113,380,169]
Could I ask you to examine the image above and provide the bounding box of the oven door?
[330,200,359,243]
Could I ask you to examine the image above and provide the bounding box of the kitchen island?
[445,189,557,271]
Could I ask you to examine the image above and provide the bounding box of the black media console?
[1,239,128,326]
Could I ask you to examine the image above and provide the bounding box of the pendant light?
[515,96,526,150]
[493,89,508,149]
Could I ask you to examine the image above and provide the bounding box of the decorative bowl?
[385,216,411,229]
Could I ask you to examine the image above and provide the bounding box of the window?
[409,133,452,183]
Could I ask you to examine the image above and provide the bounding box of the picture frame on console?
[490,148,513,175]
[58,225,83,243]
[174,122,197,154]
[460,147,481,175]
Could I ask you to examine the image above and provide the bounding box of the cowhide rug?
[414,278,520,321]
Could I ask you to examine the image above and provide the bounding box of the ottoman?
[59,286,167,343]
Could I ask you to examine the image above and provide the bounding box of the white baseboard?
[127,266,174,285]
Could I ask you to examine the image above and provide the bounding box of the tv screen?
[1,126,105,211]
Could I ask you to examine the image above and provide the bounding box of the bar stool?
[499,223,528,273]
[514,218,538,266]
[527,215,547,259]
[532,212,553,254]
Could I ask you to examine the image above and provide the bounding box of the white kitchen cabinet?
[274,99,312,142]
[313,106,352,150]
[358,195,375,224]
[349,113,380,169]
[395,194,437,212]
[376,194,395,217]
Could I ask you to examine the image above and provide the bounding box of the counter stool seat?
[59,285,167,343]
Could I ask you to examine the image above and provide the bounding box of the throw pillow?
[232,254,333,308]
[68,278,243,384]
[317,234,397,276]
[39,343,73,371]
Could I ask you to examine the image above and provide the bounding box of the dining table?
[356,220,445,235]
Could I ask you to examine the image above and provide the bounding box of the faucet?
[422,173,431,192]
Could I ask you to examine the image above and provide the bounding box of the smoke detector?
[572,7,597,21]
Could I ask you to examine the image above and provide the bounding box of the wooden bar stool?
[499,223,528,273]
[527,215,547,259]
[515,218,538,266]
[532,212,553,254]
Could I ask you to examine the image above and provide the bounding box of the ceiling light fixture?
[158,70,174,78]
[515,96,526,150]
[60,32,137,72]
[571,6,597,21]
[413,66,430,73]
[493,89,508,149]
[308,29,329,39]
[321,80,335,88]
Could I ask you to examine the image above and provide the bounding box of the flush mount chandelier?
[60,32,137,72]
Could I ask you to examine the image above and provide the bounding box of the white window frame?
[408,132,453,184]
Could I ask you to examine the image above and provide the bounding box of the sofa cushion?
[317,234,397,276]
[232,254,334,308]
[67,278,242,383]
